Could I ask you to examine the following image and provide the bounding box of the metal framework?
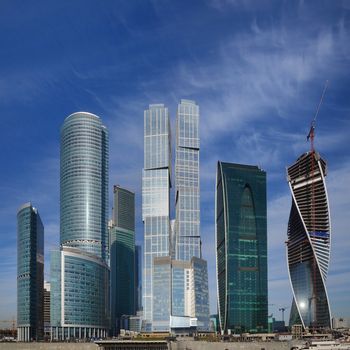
[286,151,332,329]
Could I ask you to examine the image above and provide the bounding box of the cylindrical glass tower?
[60,112,109,261]
[51,112,110,340]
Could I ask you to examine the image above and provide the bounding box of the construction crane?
[0,319,16,337]
[306,80,328,151]
[279,307,289,323]
[307,80,328,329]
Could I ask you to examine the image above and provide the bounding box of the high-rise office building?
[51,112,110,340]
[17,202,44,342]
[110,185,135,335]
[43,281,50,339]
[175,99,200,260]
[135,245,142,312]
[191,257,210,330]
[173,100,209,331]
[286,151,331,329]
[215,162,268,334]
[153,257,172,332]
[153,257,210,333]
[142,101,209,332]
[142,104,171,329]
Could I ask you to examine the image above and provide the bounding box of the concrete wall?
[171,340,300,350]
[0,340,302,350]
[0,343,97,350]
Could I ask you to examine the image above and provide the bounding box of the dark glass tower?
[17,202,44,342]
[110,185,135,335]
[215,162,268,334]
[135,245,142,312]
[287,152,331,329]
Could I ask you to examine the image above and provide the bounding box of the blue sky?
[1,0,349,324]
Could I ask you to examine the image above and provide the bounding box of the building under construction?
[286,150,332,330]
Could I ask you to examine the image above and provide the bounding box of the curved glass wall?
[51,112,109,340]
[60,112,109,261]
[62,248,109,328]
[287,151,331,329]
[216,162,267,334]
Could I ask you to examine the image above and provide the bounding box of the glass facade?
[43,281,51,338]
[192,257,210,331]
[175,99,200,261]
[151,257,210,332]
[142,104,171,326]
[50,250,61,330]
[62,248,109,328]
[51,248,109,340]
[51,112,109,340]
[110,186,135,335]
[216,162,268,334]
[287,151,331,329]
[60,112,109,261]
[135,245,142,312]
[171,261,188,317]
[142,101,209,332]
[152,257,172,332]
[17,203,44,342]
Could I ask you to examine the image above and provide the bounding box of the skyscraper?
[173,100,210,331]
[142,101,209,332]
[17,202,44,342]
[110,185,135,334]
[286,151,331,329]
[175,99,200,260]
[142,104,171,329]
[43,281,51,339]
[60,112,109,260]
[215,162,268,334]
[135,245,142,312]
[51,112,109,340]
[153,257,210,332]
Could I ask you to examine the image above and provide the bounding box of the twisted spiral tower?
[286,151,331,329]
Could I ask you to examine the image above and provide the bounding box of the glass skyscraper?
[191,257,210,331]
[51,112,110,340]
[110,185,135,335]
[152,257,210,332]
[175,99,200,261]
[286,151,331,329]
[142,101,209,332]
[60,112,109,261]
[215,162,268,334]
[152,257,172,332]
[135,245,142,312]
[142,104,171,328]
[17,202,44,342]
[43,281,51,339]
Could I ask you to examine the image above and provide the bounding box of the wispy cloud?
[1,1,349,321]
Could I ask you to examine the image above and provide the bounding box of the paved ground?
[0,340,302,350]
